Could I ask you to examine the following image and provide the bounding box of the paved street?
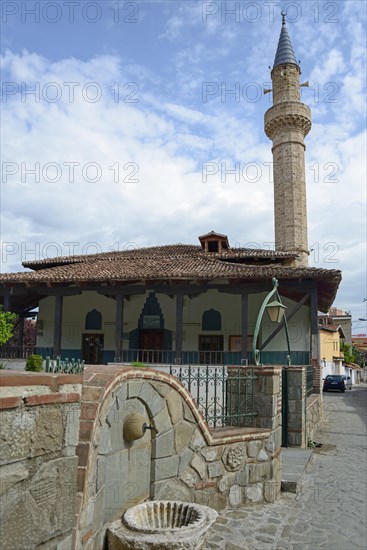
[203,384,367,550]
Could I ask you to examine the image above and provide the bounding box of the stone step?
[281,448,313,493]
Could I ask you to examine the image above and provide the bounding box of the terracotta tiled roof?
[1,259,339,283]
[352,337,367,352]
[319,324,343,332]
[352,337,367,343]
[22,244,297,270]
[345,363,362,369]
[0,243,342,312]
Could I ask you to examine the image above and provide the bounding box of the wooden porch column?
[3,290,11,311]
[310,286,321,391]
[18,317,25,347]
[310,287,319,361]
[241,293,249,362]
[115,293,124,362]
[175,293,183,364]
[53,295,63,359]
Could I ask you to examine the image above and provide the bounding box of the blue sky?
[1,0,366,330]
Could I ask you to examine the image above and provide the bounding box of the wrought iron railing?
[119,349,310,366]
[0,345,36,359]
[0,346,54,359]
[119,349,245,365]
[306,365,314,396]
[45,356,84,374]
[0,345,310,366]
[169,365,257,428]
[120,349,175,364]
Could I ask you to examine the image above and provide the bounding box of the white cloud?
[309,48,345,84]
[164,103,206,124]
[1,50,269,268]
[1,3,366,330]
[159,15,185,41]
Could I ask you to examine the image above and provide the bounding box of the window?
[202,309,221,331]
[207,240,219,252]
[85,309,102,330]
[199,335,223,351]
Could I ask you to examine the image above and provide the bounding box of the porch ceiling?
[1,275,339,315]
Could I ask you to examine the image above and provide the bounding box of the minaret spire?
[273,11,298,70]
[264,14,312,267]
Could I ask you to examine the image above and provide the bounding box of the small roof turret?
[198,231,229,253]
[273,11,298,69]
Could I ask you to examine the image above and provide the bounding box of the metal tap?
[142,423,159,434]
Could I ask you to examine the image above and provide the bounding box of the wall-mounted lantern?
[266,299,287,323]
[252,278,291,366]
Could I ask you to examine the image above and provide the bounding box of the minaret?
[265,12,311,267]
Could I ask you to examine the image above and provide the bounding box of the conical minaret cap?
[273,12,298,69]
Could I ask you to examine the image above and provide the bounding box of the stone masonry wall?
[306,394,323,445]
[312,358,322,393]
[287,366,307,447]
[75,365,283,550]
[252,366,282,451]
[0,366,284,549]
[0,370,83,550]
[283,366,323,448]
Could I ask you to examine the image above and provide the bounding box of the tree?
[0,306,16,347]
[340,342,355,364]
[352,346,365,367]
[8,318,36,348]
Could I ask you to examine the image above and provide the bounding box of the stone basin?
[107,501,218,550]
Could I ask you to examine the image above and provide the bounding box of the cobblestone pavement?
[203,384,367,550]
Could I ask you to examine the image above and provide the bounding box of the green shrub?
[0,305,16,346]
[25,354,44,372]
[131,361,146,368]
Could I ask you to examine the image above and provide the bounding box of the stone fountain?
[107,500,218,550]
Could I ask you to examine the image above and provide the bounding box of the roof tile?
[0,243,342,313]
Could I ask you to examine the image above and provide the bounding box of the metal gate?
[282,367,289,447]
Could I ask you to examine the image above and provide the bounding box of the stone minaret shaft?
[265,15,311,267]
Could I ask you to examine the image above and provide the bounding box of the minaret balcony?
[264,101,311,140]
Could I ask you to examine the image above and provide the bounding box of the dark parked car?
[323,374,350,392]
